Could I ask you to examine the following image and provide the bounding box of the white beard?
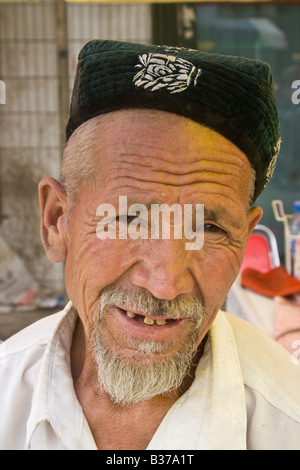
[89,286,204,406]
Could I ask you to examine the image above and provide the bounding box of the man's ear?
[38,177,68,263]
[246,206,264,237]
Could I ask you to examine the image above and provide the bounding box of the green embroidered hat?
[66,39,281,201]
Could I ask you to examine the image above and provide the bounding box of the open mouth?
[120,308,177,326]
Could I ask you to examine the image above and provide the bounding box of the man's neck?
[70,317,203,449]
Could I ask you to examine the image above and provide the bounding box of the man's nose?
[128,239,195,301]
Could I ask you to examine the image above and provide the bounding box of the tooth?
[143,316,155,325]
[126,311,136,318]
[155,319,166,325]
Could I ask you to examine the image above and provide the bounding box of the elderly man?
[1,40,300,450]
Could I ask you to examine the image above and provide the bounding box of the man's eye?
[204,224,227,236]
[116,215,141,224]
[204,223,220,232]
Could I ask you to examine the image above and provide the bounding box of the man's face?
[43,109,262,402]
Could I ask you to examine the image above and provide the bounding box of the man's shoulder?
[0,304,73,450]
[223,311,300,422]
[223,310,298,369]
[0,308,68,361]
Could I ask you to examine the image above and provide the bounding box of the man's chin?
[91,336,197,406]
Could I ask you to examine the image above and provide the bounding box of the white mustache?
[98,285,205,321]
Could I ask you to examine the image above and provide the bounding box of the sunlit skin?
[39,109,263,449]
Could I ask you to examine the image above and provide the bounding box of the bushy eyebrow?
[122,196,172,211]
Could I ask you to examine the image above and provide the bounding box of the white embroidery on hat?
[133,53,201,94]
[265,137,282,186]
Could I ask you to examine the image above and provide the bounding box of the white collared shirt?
[1,301,300,450]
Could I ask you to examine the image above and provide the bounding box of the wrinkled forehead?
[73,109,254,208]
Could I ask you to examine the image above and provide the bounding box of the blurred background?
[0,0,300,338]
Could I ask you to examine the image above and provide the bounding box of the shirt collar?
[26,303,246,450]
[26,301,97,450]
[147,311,247,450]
